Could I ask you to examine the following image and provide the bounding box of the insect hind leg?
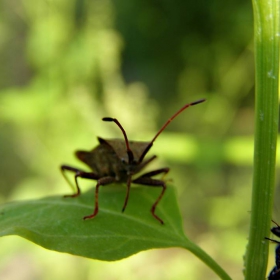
[133,168,169,224]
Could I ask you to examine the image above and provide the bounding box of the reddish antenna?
[102,117,134,163]
[138,98,206,163]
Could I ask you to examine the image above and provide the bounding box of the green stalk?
[244,0,279,278]
[185,240,232,280]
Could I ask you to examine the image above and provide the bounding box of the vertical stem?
[244,0,279,279]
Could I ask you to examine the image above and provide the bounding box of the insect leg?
[83,176,116,220]
[122,176,132,213]
[136,167,169,178]
[61,165,84,196]
[135,155,157,173]
[61,165,99,197]
[265,237,280,243]
[133,178,166,224]
[133,170,169,224]
[149,180,167,225]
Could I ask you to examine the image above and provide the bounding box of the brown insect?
[61,99,205,224]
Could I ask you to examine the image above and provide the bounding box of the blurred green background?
[0,0,278,279]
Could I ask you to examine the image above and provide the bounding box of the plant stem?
[244,0,279,278]
[185,240,232,280]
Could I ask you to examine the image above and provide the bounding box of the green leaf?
[0,184,187,260]
[0,184,232,279]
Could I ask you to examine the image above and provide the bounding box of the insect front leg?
[137,168,170,179]
[122,176,132,213]
[133,168,169,224]
[61,165,99,197]
[83,176,116,220]
[135,155,157,173]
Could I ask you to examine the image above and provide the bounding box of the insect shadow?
[61,99,205,224]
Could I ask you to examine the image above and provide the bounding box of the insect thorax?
[75,139,148,181]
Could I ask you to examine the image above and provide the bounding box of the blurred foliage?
[0,0,278,279]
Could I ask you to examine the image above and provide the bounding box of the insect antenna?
[138,98,206,163]
[272,220,280,227]
[102,117,134,163]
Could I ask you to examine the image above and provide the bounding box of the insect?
[265,220,280,280]
[61,99,206,224]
